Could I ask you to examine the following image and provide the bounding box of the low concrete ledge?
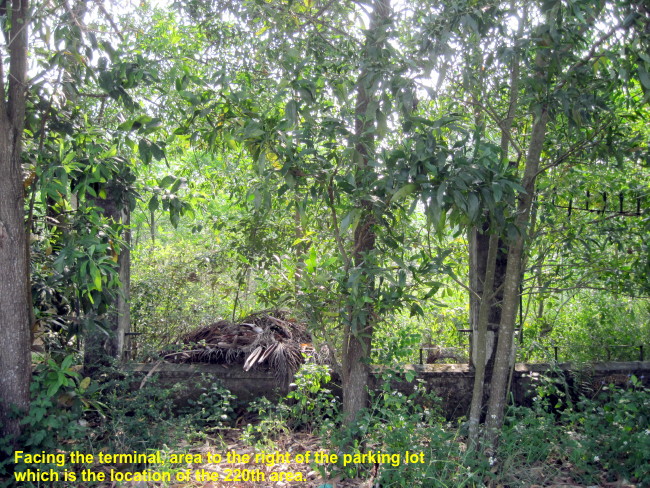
[124,362,288,403]
[123,361,650,419]
[514,360,650,374]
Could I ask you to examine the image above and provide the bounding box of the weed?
[240,397,291,450]
[286,363,338,431]
[183,380,236,432]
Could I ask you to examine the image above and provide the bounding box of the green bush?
[239,397,292,450]
[286,363,338,431]
[563,375,650,485]
[319,370,478,487]
[496,372,650,487]
[182,380,236,432]
[91,369,189,453]
[0,355,97,487]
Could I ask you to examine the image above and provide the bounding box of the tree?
[406,0,650,451]
[0,0,31,440]
[337,0,391,423]
[483,0,650,447]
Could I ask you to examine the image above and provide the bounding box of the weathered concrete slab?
[125,362,289,403]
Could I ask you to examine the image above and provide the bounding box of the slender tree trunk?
[468,232,499,445]
[115,208,131,359]
[0,0,31,441]
[84,190,131,370]
[468,0,522,380]
[467,13,521,437]
[341,0,390,425]
[484,103,549,447]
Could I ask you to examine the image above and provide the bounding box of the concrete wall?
[126,361,650,419]
[126,362,289,405]
[383,361,650,418]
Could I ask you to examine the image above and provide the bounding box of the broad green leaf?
[138,139,152,164]
[89,261,102,291]
[285,100,298,125]
[392,183,417,203]
[148,196,159,212]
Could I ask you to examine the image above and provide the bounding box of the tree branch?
[327,177,351,270]
[95,0,124,42]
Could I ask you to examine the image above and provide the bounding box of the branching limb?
[327,176,351,270]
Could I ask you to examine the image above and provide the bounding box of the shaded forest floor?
[89,427,642,488]
[3,362,648,488]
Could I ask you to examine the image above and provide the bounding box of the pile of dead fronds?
[162,310,311,383]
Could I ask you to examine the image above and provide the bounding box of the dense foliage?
[1,0,649,484]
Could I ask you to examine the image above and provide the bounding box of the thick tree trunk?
[0,130,32,440]
[342,309,374,423]
[0,0,31,441]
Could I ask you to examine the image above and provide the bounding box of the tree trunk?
[484,104,549,447]
[467,12,523,445]
[468,232,499,445]
[0,0,31,441]
[115,207,131,359]
[468,0,521,379]
[341,0,390,425]
[469,227,507,372]
[84,190,131,371]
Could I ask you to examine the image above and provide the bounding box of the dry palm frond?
[243,346,265,371]
[267,341,303,383]
[163,310,309,385]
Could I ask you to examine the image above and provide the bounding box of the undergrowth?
[2,356,649,487]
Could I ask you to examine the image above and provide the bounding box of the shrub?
[0,355,97,487]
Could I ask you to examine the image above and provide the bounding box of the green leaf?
[285,99,298,125]
[492,182,503,202]
[46,381,60,398]
[99,145,117,158]
[409,302,424,317]
[638,65,650,91]
[150,143,165,161]
[340,210,357,232]
[160,175,175,187]
[392,183,417,203]
[61,355,73,371]
[436,183,446,207]
[138,139,152,164]
[142,118,164,135]
[117,119,134,131]
[148,196,159,212]
[170,208,180,228]
[468,192,479,220]
[89,261,102,291]
[179,90,201,106]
